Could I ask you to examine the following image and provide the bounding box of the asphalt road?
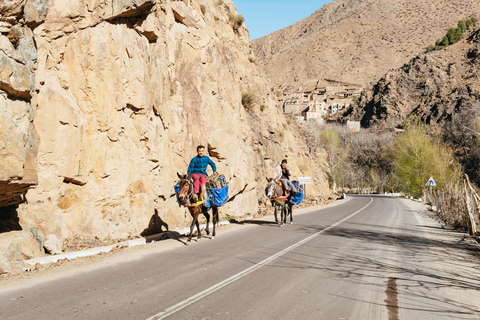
[1,195,479,320]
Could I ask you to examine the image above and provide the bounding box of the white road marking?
[146,197,374,320]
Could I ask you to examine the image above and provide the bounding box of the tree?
[317,128,351,188]
[447,27,462,44]
[388,118,462,197]
[441,103,480,185]
[440,35,449,47]
[344,128,395,192]
[466,17,478,28]
[458,20,467,31]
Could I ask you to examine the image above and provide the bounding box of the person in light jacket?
[273,159,297,194]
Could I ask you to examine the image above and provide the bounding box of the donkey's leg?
[203,207,211,236]
[284,202,289,224]
[187,213,198,243]
[280,202,286,225]
[274,204,278,224]
[211,207,218,239]
[195,215,201,241]
[289,203,293,224]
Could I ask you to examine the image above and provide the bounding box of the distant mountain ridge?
[252,0,480,88]
[348,27,480,128]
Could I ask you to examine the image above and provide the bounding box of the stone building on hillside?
[277,79,362,122]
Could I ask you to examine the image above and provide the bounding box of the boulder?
[44,234,62,254]
[0,229,44,261]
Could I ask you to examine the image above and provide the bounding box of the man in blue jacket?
[187,145,216,201]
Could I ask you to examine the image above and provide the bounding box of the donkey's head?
[177,173,193,206]
[265,178,280,199]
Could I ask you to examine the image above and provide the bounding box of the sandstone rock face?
[0,13,38,208]
[0,0,332,261]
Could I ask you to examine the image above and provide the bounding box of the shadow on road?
[240,219,480,318]
[231,220,278,226]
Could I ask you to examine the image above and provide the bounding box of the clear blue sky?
[233,0,332,40]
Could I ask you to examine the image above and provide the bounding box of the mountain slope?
[348,28,480,128]
[252,0,480,88]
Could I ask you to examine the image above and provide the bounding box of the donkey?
[177,173,219,243]
[265,178,292,225]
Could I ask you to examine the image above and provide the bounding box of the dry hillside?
[347,27,480,128]
[252,0,480,88]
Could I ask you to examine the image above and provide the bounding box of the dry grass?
[241,89,258,111]
[229,13,245,31]
[424,183,473,230]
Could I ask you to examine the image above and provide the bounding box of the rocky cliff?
[252,0,480,88]
[0,0,331,261]
[349,28,480,128]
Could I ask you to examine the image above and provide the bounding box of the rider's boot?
[200,185,207,200]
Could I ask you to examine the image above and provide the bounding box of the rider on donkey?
[187,145,216,202]
[273,159,297,195]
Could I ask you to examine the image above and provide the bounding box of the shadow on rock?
[0,205,22,234]
[141,209,181,243]
[141,209,169,237]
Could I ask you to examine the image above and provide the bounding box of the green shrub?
[447,27,463,44]
[427,19,475,53]
[466,17,478,27]
[318,129,340,148]
[440,35,449,47]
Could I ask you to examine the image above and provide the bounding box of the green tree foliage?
[427,19,478,53]
[466,17,478,28]
[440,35,449,47]
[447,27,463,44]
[388,118,462,198]
[426,45,435,53]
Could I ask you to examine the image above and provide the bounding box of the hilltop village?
[275,79,363,123]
